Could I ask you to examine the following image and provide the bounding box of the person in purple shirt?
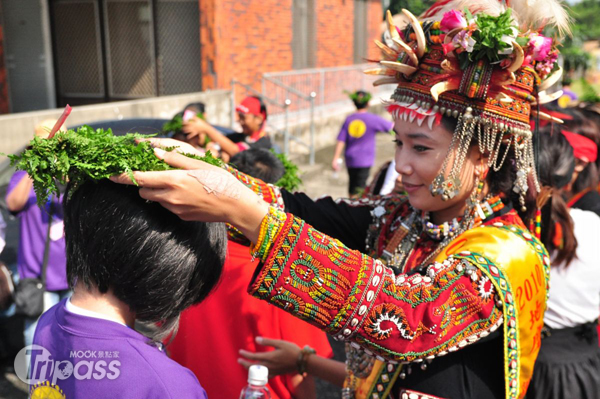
[332,91,394,197]
[31,178,227,398]
[6,120,69,347]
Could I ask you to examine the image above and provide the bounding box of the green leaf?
[8,126,224,207]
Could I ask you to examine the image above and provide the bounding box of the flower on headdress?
[528,34,553,61]
[535,49,559,79]
[453,30,476,53]
[440,10,468,32]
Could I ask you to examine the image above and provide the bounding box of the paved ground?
[294,133,396,200]
[0,135,396,399]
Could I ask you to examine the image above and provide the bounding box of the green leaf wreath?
[9,125,223,207]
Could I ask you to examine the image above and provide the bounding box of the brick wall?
[315,0,354,67]
[202,0,293,90]
[0,3,9,114]
[201,0,383,91]
[199,0,217,90]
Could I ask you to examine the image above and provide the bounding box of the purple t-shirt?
[7,171,67,291]
[31,299,207,398]
[337,112,393,168]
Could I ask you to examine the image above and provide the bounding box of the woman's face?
[393,119,484,221]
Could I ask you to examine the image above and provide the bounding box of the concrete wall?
[0,89,231,158]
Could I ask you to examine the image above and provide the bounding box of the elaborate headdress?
[367,0,571,210]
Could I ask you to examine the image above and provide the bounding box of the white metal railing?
[263,63,392,113]
[261,64,394,164]
[230,65,393,164]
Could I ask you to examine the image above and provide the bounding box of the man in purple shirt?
[6,121,69,346]
[31,177,227,398]
[332,91,394,197]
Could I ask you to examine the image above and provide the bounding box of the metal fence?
[258,64,394,164]
[262,63,392,116]
[228,64,393,165]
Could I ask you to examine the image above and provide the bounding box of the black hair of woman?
[537,129,578,266]
[440,116,538,224]
[63,179,227,342]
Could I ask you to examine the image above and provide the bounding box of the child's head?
[351,90,371,110]
[63,179,227,339]
[229,149,284,184]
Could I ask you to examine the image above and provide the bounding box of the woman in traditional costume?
[112,1,571,398]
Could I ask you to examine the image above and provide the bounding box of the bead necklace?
[421,194,504,241]
[383,181,508,272]
[423,214,461,241]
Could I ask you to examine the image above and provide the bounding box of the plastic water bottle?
[333,158,343,179]
[239,365,272,399]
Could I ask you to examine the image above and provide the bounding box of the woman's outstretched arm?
[110,150,503,363]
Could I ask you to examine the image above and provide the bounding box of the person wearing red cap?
[561,129,600,216]
[183,96,271,162]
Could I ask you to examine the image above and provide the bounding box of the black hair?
[545,105,600,193]
[229,149,284,184]
[537,129,578,266]
[353,91,371,110]
[183,102,206,115]
[63,179,227,341]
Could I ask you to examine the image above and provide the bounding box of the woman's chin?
[407,193,427,211]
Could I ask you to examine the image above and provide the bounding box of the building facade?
[0,0,382,114]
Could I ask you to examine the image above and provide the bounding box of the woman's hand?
[110,148,268,241]
[138,138,204,157]
[238,337,301,376]
[182,117,212,139]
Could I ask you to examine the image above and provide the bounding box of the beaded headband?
[368,1,571,209]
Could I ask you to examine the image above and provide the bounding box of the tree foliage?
[386,0,437,18]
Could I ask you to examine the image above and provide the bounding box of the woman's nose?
[395,154,412,176]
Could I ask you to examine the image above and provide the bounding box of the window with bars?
[50,0,202,106]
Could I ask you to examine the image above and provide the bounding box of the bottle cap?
[248,364,269,386]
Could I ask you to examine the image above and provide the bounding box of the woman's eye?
[393,139,403,147]
[414,145,430,152]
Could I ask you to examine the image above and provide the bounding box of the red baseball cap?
[561,130,598,163]
[235,96,266,120]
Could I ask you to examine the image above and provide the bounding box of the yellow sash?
[348,225,549,399]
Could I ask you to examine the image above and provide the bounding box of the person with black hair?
[526,131,600,399]
[6,120,70,347]
[229,149,285,185]
[170,102,207,148]
[30,179,227,398]
[183,96,271,162]
[332,90,393,197]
